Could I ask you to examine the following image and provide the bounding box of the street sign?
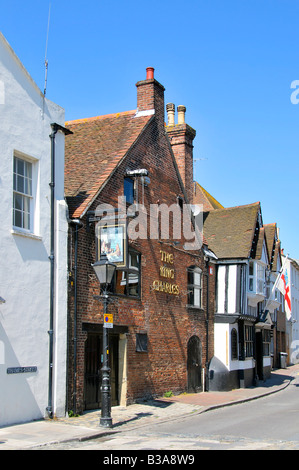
[104,314,113,328]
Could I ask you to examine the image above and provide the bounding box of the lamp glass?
[92,253,116,287]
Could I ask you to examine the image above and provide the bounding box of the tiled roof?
[264,223,282,272]
[255,226,266,261]
[193,182,223,211]
[64,110,153,218]
[203,202,261,259]
[264,223,276,268]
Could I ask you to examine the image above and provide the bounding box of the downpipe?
[47,124,58,419]
[47,123,72,419]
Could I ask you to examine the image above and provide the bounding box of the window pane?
[187,270,193,284]
[23,211,30,230]
[25,161,32,179]
[14,209,22,228]
[194,288,200,306]
[130,252,139,268]
[14,193,23,211]
[188,290,194,305]
[17,174,24,193]
[124,178,134,204]
[23,195,30,214]
[17,158,24,175]
[194,271,201,286]
[25,177,32,196]
[231,329,238,360]
[136,333,148,352]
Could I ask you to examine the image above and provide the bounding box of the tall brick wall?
[66,72,215,413]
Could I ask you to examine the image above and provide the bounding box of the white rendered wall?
[285,257,299,364]
[0,33,68,426]
[214,322,255,372]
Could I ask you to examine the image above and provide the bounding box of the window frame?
[114,247,141,298]
[13,154,38,233]
[231,328,238,360]
[124,177,135,205]
[244,324,254,358]
[136,333,148,353]
[248,261,266,295]
[187,266,203,308]
[263,329,271,357]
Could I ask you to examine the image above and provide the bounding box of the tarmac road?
[36,372,299,451]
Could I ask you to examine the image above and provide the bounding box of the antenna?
[44,2,51,96]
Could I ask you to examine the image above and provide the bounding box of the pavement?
[1,363,299,450]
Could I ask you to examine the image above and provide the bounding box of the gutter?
[47,123,72,419]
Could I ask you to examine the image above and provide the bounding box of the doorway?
[187,336,202,392]
[84,332,119,410]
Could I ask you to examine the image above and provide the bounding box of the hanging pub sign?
[97,223,127,267]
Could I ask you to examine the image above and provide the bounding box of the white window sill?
[11,228,42,241]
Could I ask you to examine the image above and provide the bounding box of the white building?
[283,255,299,364]
[0,33,69,426]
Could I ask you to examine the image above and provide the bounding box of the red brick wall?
[66,81,215,412]
[166,124,196,204]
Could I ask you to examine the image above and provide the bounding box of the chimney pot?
[177,105,186,124]
[146,67,155,80]
[166,103,175,126]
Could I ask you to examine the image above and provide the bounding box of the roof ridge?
[210,201,260,212]
[196,182,223,209]
[65,109,137,126]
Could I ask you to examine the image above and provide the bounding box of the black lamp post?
[92,253,116,428]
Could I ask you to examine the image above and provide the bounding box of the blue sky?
[1,0,298,259]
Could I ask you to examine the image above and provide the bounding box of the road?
[37,373,299,451]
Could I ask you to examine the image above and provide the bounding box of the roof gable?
[193,183,223,211]
[64,110,153,217]
[0,32,43,99]
[264,223,282,271]
[203,202,261,259]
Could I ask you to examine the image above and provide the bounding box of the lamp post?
[92,253,116,428]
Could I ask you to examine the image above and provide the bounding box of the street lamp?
[92,253,117,428]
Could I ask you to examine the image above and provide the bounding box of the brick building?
[64,68,216,414]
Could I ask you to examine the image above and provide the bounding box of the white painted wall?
[0,33,68,426]
[214,322,255,372]
[227,265,237,313]
[284,256,299,364]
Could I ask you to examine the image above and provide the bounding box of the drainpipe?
[46,124,58,419]
[47,123,72,419]
[205,256,210,392]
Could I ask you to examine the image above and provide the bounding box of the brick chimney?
[136,67,165,125]
[166,104,196,203]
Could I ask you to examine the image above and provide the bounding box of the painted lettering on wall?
[152,250,180,295]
